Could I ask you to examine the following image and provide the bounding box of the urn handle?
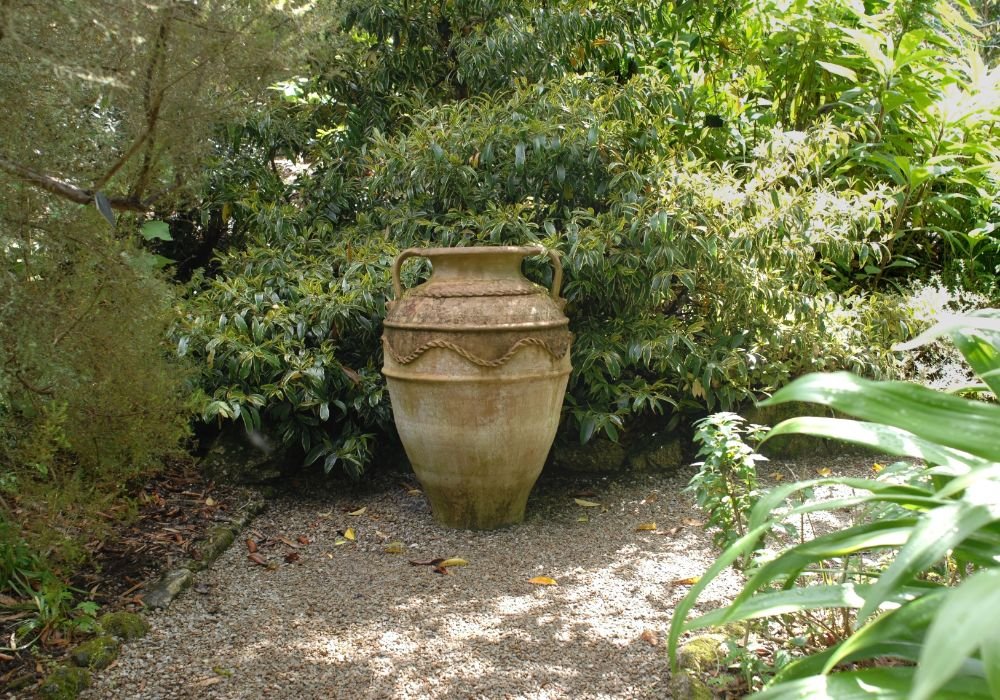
[390,246,564,301]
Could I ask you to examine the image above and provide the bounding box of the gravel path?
[83,455,876,699]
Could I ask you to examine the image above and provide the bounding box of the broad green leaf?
[858,499,1000,622]
[912,569,1000,700]
[751,666,993,699]
[892,311,1000,352]
[761,372,1000,462]
[140,220,173,241]
[816,61,858,82]
[763,416,988,471]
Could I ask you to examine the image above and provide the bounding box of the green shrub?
[669,310,1000,698]
[1,204,192,569]
[180,72,915,475]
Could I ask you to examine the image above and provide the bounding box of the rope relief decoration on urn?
[381,245,573,530]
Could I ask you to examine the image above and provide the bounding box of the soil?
[0,460,251,694]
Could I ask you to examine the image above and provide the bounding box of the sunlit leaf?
[343,527,356,541]
[347,507,367,516]
[438,558,468,568]
[635,522,657,531]
[528,576,558,586]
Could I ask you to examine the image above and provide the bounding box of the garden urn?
[382,246,573,529]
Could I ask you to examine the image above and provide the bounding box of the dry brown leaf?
[641,493,658,504]
[193,676,223,687]
[277,536,300,549]
[247,553,268,567]
[245,538,257,554]
[433,566,450,575]
[574,498,601,507]
[635,522,657,531]
[296,535,310,545]
[0,652,14,662]
[528,576,558,586]
[347,507,367,516]
[343,527,356,541]
[383,542,405,554]
[640,629,659,647]
[681,518,704,527]
[409,558,445,567]
[671,576,701,586]
[438,558,468,568]
[284,552,301,564]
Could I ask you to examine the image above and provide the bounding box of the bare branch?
[0,154,149,212]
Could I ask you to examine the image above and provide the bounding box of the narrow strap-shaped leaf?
[761,372,1000,462]
[951,329,1000,397]
[893,310,1000,352]
[912,569,1000,700]
[688,582,929,633]
[772,641,926,685]
[734,520,915,612]
[822,589,945,673]
[763,416,988,471]
[750,666,993,699]
[858,500,1000,622]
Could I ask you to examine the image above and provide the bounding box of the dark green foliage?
[181,18,918,474]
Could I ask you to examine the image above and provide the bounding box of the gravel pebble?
[83,455,877,699]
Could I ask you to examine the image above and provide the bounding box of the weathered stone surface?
[191,526,236,571]
[70,636,119,670]
[199,429,285,484]
[743,401,873,459]
[549,438,628,473]
[628,438,685,472]
[142,568,193,609]
[98,611,150,641]
[39,665,91,699]
[671,633,728,700]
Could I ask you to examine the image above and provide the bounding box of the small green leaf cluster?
[686,412,769,554]
[670,310,1000,698]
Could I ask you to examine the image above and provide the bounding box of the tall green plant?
[669,310,1000,698]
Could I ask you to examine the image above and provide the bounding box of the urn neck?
[424,247,536,284]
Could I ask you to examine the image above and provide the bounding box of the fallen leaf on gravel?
[872,462,885,474]
[577,515,589,522]
[248,553,268,567]
[816,467,832,476]
[334,538,349,546]
[343,527,356,541]
[212,667,233,677]
[659,526,682,536]
[194,677,223,687]
[277,536,300,549]
[438,558,468,568]
[635,522,657,531]
[318,510,333,518]
[641,493,658,504]
[347,507,367,516]
[245,539,257,554]
[0,652,15,662]
[409,558,446,567]
[383,542,405,554]
[433,566,450,575]
[528,576,558,586]
[284,552,301,564]
[407,488,422,496]
[297,535,310,545]
[574,498,600,507]
[640,629,659,647]
[769,471,785,481]
[205,497,216,507]
[671,576,701,586]
[681,518,703,527]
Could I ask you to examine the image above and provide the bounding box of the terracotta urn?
[382,245,572,529]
